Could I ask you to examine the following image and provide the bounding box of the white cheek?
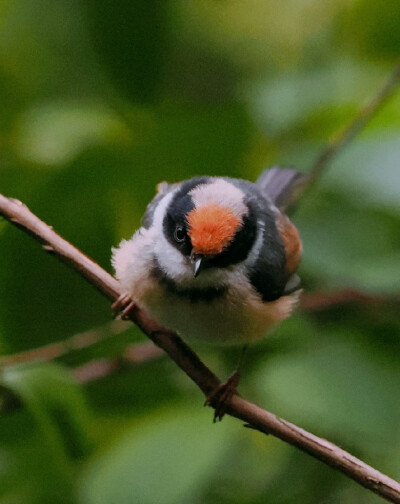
[151,190,193,281]
[154,234,193,281]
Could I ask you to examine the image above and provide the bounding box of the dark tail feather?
[256,166,308,212]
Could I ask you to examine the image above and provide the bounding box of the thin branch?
[72,342,164,383]
[123,341,164,362]
[0,320,128,367]
[0,317,164,383]
[72,358,122,383]
[300,288,400,311]
[1,199,399,503]
[291,59,400,205]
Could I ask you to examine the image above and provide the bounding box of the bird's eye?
[174,225,186,243]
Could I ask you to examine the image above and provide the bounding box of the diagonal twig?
[1,196,400,503]
[0,320,128,367]
[290,59,400,207]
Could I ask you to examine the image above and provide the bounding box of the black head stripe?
[141,182,179,230]
[208,204,257,268]
[163,177,212,255]
[141,192,165,229]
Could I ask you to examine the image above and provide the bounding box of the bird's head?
[162,178,257,278]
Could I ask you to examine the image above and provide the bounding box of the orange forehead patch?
[187,203,242,256]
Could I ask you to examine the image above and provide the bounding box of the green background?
[0,1,399,503]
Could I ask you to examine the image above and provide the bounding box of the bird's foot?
[112,293,136,320]
[205,372,240,422]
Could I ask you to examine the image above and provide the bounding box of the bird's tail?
[256,166,308,212]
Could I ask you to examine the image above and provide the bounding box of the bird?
[112,167,306,420]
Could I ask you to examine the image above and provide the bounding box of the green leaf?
[15,101,130,166]
[85,0,168,103]
[79,406,235,504]
[0,362,94,503]
[323,136,400,210]
[2,362,93,462]
[296,189,400,293]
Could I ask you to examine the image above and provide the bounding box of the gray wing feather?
[256,166,308,212]
[283,273,302,295]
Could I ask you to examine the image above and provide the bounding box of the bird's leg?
[205,344,248,422]
[112,293,136,320]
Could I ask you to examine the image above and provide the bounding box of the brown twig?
[72,342,164,383]
[0,320,128,367]
[300,288,400,311]
[1,198,400,502]
[72,358,122,383]
[290,59,400,206]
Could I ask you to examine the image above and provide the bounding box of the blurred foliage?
[0,1,399,503]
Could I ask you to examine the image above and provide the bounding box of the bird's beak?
[190,253,204,278]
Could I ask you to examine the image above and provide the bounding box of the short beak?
[190,253,204,277]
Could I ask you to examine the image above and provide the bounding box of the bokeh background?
[0,1,399,503]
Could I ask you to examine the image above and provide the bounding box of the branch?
[0,320,128,367]
[0,317,164,383]
[1,200,400,503]
[300,288,400,311]
[291,59,400,205]
[72,342,164,383]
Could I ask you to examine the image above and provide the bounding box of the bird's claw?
[112,293,136,320]
[205,372,240,422]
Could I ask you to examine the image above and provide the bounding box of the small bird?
[112,167,305,419]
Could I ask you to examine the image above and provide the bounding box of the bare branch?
[300,288,400,311]
[291,59,400,206]
[0,320,128,367]
[1,197,400,502]
[72,343,164,383]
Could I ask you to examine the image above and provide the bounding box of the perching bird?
[112,167,306,419]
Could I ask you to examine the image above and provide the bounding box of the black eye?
[174,225,186,243]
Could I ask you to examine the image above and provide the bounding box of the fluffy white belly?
[127,269,298,345]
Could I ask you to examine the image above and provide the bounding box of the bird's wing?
[256,166,308,212]
[274,212,302,274]
[283,273,302,295]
